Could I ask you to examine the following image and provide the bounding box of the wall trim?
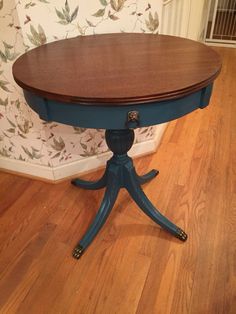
[0,124,167,182]
[205,42,236,48]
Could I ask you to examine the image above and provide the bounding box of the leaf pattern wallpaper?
[0,0,162,168]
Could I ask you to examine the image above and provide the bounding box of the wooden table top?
[13,33,221,106]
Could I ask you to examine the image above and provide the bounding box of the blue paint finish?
[77,165,120,253]
[71,172,107,190]
[72,129,187,258]
[72,148,187,258]
[137,169,159,185]
[23,84,213,130]
[23,85,214,258]
[199,84,213,109]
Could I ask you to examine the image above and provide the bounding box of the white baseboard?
[0,124,167,182]
[205,42,236,48]
[0,157,54,180]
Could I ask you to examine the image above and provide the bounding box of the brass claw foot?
[72,245,84,259]
[176,228,188,242]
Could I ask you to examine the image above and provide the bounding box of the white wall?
[161,0,207,41]
[187,0,207,40]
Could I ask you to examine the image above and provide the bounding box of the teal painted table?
[13,34,221,259]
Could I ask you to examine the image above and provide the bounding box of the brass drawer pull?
[126,110,140,128]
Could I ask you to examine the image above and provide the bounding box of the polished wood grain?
[13,34,221,105]
[2,47,235,313]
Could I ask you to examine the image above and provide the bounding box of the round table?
[13,34,221,259]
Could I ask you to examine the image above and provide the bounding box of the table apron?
[23,84,213,130]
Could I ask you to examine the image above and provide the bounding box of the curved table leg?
[71,171,107,190]
[73,168,120,259]
[124,165,187,241]
[137,169,159,185]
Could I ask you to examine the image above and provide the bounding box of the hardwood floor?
[0,47,235,314]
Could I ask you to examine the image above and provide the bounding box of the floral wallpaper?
[0,0,161,167]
